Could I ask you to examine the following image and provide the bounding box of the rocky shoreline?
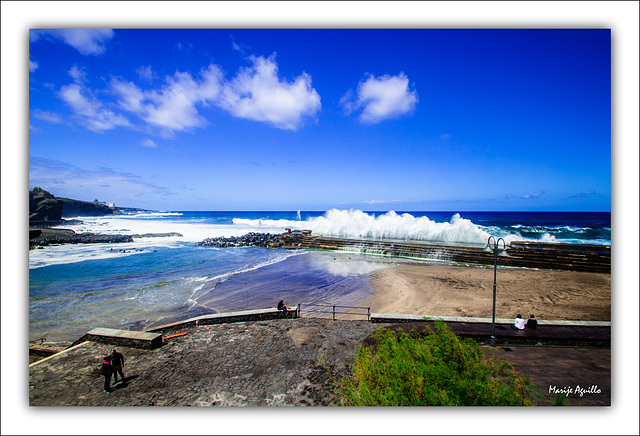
[197,232,284,248]
[29,228,182,250]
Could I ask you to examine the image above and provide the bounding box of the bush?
[338,320,539,406]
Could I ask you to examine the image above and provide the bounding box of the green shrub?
[338,320,539,406]
[553,393,568,406]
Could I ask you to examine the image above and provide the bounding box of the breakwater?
[197,232,283,248]
[279,234,611,273]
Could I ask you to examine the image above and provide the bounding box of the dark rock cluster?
[29,229,134,249]
[198,232,283,248]
[29,228,185,250]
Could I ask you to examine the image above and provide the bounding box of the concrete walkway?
[29,318,610,406]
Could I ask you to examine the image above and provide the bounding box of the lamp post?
[487,236,507,347]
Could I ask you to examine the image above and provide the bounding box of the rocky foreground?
[29,318,611,407]
[30,318,377,406]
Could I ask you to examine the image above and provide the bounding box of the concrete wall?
[146,307,299,334]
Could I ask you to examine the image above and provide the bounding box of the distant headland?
[28,188,175,250]
[29,187,153,227]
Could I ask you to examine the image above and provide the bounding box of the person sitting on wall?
[277,300,290,312]
[511,314,526,330]
[526,314,538,330]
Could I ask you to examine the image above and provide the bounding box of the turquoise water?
[29,210,610,342]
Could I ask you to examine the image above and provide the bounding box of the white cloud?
[143,65,223,132]
[68,65,87,83]
[110,56,320,133]
[218,54,321,130]
[505,191,545,200]
[58,83,130,132]
[56,54,321,136]
[143,72,207,131]
[175,42,194,53]
[571,190,597,198]
[29,58,38,72]
[30,29,115,55]
[363,199,421,205]
[110,78,145,113]
[522,191,545,199]
[140,138,158,148]
[31,109,63,124]
[137,65,154,82]
[109,65,224,135]
[29,156,170,205]
[341,73,418,123]
[229,35,250,55]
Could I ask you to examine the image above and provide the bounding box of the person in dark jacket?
[526,314,538,330]
[110,349,126,386]
[101,355,113,393]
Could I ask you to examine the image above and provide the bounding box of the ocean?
[28,210,611,343]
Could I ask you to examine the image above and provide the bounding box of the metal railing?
[298,303,371,321]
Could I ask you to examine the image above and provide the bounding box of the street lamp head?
[486,236,507,252]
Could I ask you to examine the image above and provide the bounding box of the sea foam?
[31,209,610,270]
[236,209,494,245]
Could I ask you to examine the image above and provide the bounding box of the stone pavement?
[29,318,610,406]
[29,318,379,407]
[484,346,610,406]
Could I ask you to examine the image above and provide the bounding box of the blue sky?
[28,28,611,212]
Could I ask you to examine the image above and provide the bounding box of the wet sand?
[366,263,611,321]
[193,251,386,317]
[193,251,611,323]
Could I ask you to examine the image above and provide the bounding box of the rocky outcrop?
[29,188,64,226]
[29,228,184,250]
[29,228,134,249]
[198,232,284,248]
[29,187,122,226]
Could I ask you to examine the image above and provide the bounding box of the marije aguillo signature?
[549,384,602,397]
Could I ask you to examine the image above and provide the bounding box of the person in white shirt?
[511,314,526,330]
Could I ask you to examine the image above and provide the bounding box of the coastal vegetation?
[337,320,541,406]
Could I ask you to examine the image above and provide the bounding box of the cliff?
[29,188,122,226]
[59,198,121,217]
[29,188,65,226]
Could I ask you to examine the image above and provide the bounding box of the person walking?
[110,348,126,386]
[101,355,113,393]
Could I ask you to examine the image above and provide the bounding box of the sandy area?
[366,263,611,321]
